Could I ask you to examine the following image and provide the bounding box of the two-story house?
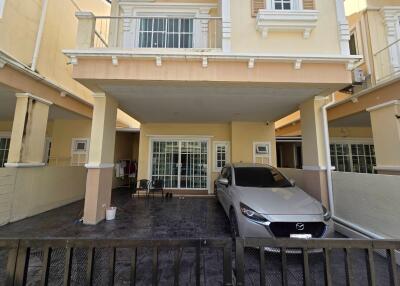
[63,0,359,224]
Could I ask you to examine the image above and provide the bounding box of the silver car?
[215,163,334,239]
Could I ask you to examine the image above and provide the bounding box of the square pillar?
[83,93,118,225]
[368,100,400,175]
[5,93,51,167]
[300,96,330,206]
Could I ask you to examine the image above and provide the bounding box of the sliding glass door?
[151,139,208,190]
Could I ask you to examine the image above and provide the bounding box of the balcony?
[76,12,222,52]
[373,38,400,83]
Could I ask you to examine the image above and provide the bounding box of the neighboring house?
[275,0,400,177]
[0,0,139,225]
[62,0,359,224]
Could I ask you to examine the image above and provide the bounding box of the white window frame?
[71,138,90,166]
[137,17,194,49]
[213,141,230,173]
[0,0,5,18]
[253,142,272,165]
[330,138,376,174]
[266,0,302,10]
[120,3,216,49]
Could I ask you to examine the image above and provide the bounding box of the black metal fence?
[1,238,399,286]
[236,238,400,286]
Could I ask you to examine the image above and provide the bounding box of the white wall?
[280,168,400,239]
[332,171,400,239]
[0,166,87,225]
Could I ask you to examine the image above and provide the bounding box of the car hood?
[235,186,323,215]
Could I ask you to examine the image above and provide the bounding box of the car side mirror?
[289,179,296,186]
[217,178,229,186]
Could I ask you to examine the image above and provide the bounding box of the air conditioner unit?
[353,68,365,84]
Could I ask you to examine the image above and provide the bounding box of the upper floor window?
[252,0,314,16]
[138,18,193,49]
[274,0,292,10]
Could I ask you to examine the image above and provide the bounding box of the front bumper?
[237,213,335,239]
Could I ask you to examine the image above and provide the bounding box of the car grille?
[269,222,327,238]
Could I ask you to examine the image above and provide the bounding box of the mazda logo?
[296,223,305,231]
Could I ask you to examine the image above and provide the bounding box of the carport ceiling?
[99,82,329,123]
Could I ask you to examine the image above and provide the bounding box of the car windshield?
[234,167,292,188]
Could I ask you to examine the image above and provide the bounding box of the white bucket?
[106,207,117,221]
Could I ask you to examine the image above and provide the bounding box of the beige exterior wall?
[137,122,276,191]
[49,119,92,165]
[110,0,342,55]
[0,0,109,103]
[231,0,341,54]
[0,166,87,225]
[231,122,276,166]
[369,102,400,171]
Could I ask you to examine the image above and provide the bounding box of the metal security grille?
[330,143,376,174]
[138,18,194,48]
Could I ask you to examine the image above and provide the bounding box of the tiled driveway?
[0,189,398,285]
[0,189,231,239]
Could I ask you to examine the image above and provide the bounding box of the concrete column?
[6,93,51,167]
[83,93,118,225]
[367,100,400,175]
[300,96,330,206]
[76,12,96,49]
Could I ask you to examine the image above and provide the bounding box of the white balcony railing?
[78,14,222,50]
[373,38,400,83]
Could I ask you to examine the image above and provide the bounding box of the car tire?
[229,209,240,239]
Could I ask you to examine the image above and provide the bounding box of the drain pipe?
[31,0,49,72]
[321,94,336,214]
[321,95,384,240]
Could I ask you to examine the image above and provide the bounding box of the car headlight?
[240,203,268,223]
[322,206,331,221]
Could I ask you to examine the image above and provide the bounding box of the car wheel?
[229,209,240,239]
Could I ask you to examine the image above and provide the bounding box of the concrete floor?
[0,189,398,285]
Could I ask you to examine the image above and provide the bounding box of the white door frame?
[148,136,212,193]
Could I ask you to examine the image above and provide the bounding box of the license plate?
[290,234,312,239]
